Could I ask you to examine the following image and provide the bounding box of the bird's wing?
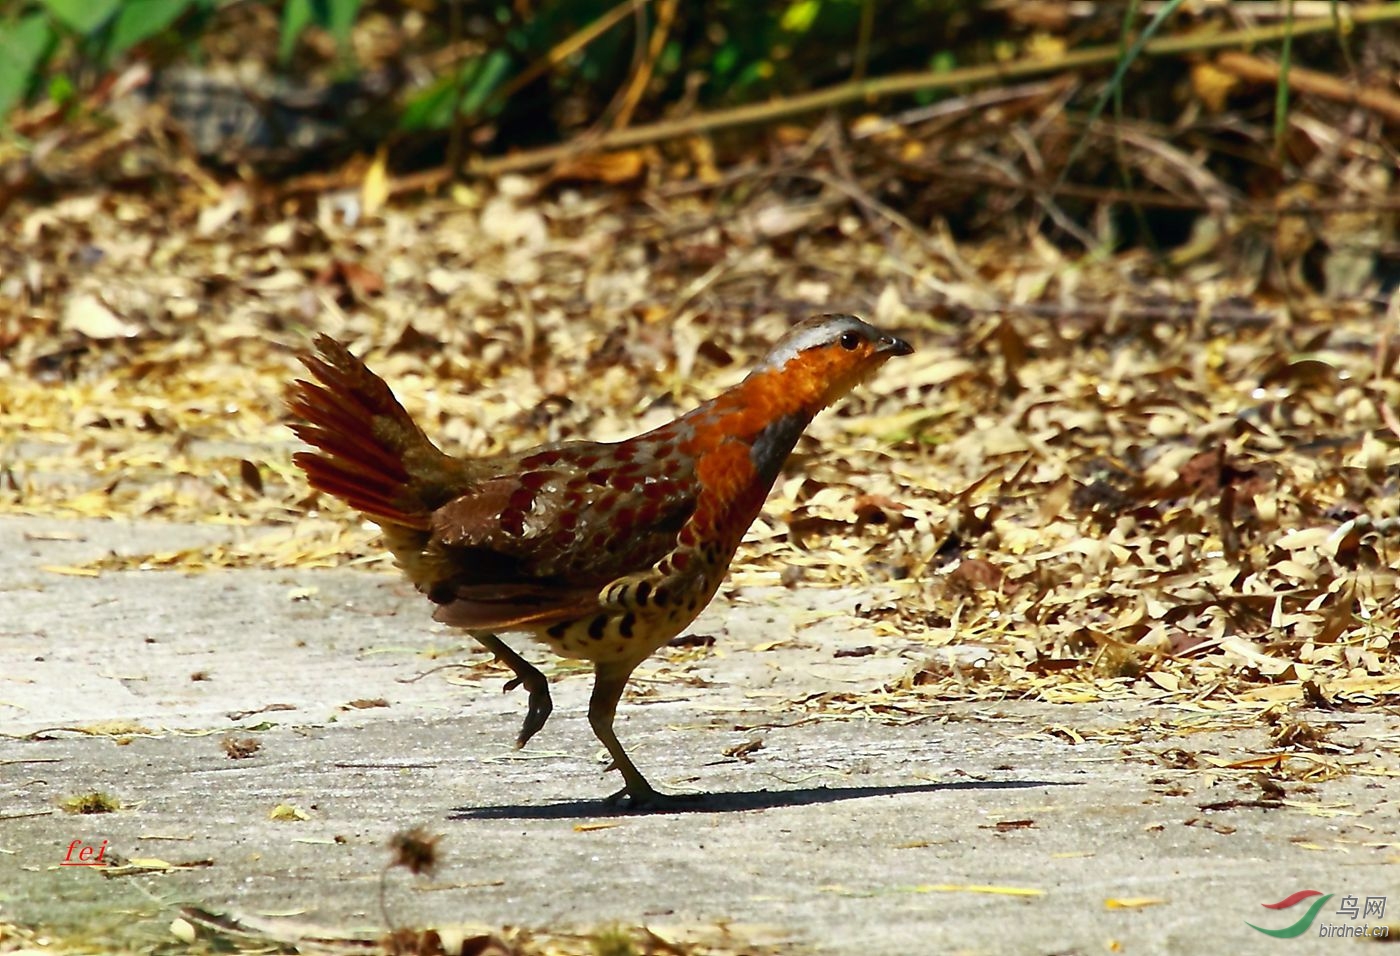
[422,437,698,629]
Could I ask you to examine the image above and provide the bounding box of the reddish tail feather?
[286,335,440,530]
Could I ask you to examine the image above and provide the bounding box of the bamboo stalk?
[453,4,1400,178]
[362,4,1400,196]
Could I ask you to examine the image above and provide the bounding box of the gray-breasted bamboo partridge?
[287,314,911,806]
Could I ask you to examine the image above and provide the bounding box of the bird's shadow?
[449,777,1074,820]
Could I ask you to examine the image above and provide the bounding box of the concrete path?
[3,516,1396,955]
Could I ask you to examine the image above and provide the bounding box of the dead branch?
[1215,50,1400,125]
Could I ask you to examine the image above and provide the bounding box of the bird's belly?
[529,576,722,664]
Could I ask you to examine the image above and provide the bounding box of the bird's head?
[751,314,913,409]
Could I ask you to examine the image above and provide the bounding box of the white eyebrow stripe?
[757,314,874,370]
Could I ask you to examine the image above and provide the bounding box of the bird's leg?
[590,661,699,810]
[589,661,658,805]
[473,633,552,748]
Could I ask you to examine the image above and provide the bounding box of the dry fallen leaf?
[62,294,139,339]
[1106,897,1167,910]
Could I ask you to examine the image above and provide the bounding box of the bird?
[286,314,912,807]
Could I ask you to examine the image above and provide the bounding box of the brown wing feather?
[429,441,696,578]
[420,436,698,629]
[429,583,601,630]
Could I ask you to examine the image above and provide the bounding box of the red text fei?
[62,839,109,866]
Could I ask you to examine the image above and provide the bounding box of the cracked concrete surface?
[3,516,1398,955]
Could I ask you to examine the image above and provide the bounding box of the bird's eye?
[839,331,861,350]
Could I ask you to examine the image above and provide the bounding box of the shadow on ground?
[450,778,1074,819]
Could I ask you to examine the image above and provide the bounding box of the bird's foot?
[602,785,704,812]
[515,687,553,749]
[503,677,553,748]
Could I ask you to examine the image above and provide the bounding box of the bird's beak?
[877,334,914,356]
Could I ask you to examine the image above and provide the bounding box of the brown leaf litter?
[1,170,1397,784]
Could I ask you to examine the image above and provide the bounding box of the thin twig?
[802,169,958,273]
[851,78,1072,138]
[1274,0,1297,153]
[1217,50,1400,124]
[612,0,677,131]
[484,0,647,120]
[445,0,465,182]
[853,0,875,82]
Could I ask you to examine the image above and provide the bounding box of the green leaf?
[400,80,453,131]
[40,0,119,35]
[47,72,75,105]
[658,38,681,75]
[713,43,738,78]
[928,50,956,72]
[457,49,510,116]
[779,0,820,33]
[400,50,513,131]
[734,58,773,90]
[324,0,361,52]
[108,0,194,57]
[279,0,361,65]
[279,0,313,64]
[0,13,52,120]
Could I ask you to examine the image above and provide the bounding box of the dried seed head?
[388,826,442,876]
